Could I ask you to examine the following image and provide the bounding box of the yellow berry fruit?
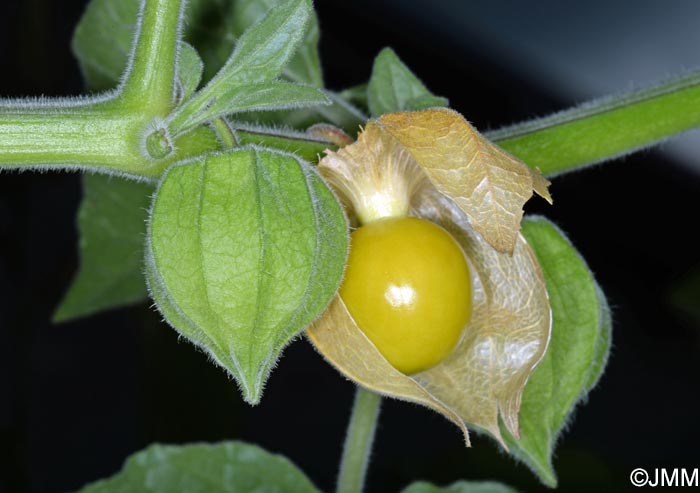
[339,216,472,374]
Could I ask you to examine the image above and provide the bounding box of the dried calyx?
[308,108,552,447]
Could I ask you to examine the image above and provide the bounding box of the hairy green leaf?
[229,0,322,86]
[55,127,221,322]
[174,81,330,134]
[238,90,366,133]
[53,175,152,322]
[77,442,320,493]
[72,0,361,132]
[176,42,204,103]
[368,47,448,117]
[209,0,310,84]
[169,0,331,134]
[147,148,347,403]
[201,0,365,129]
[192,0,362,130]
[501,216,612,487]
[402,481,519,493]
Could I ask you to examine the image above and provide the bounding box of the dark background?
[1,1,699,492]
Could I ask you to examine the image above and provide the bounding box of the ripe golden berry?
[339,216,472,374]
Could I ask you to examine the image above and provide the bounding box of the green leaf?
[170,0,330,134]
[191,0,362,131]
[237,90,366,133]
[339,83,369,111]
[402,481,519,493]
[72,0,360,131]
[55,127,221,322]
[146,148,348,403]
[174,81,330,134]
[501,216,612,487]
[229,0,323,86]
[367,47,448,117]
[211,0,311,84]
[71,0,139,91]
[176,42,204,103]
[405,94,451,111]
[53,175,153,322]
[77,441,320,493]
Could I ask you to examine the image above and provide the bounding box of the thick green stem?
[120,0,185,113]
[336,387,382,493]
[0,0,185,179]
[0,101,154,177]
[488,72,700,177]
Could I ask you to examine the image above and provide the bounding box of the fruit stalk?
[336,387,382,493]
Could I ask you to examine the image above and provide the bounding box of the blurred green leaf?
[71,0,139,91]
[367,47,448,117]
[53,175,152,322]
[77,442,320,493]
[402,481,519,493]
[501,216,612,487]
[147,148,347,403]
[668,263,700,327]
[339,83,369,112]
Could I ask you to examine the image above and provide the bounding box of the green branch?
[119,0,185,113]
[336,387,382,493]
[0,0,185,179]
[234,124,334,163]
[488,72,700,177]
[0,101,151,177]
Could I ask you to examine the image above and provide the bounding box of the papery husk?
[307,296,471,445]
[377,108,552,254]
[412,190,551,444]
[307,201,550,447]
[319,123,429,225]
[310,110,552,447]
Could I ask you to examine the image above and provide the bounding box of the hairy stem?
[488,72,700,177]
[211,118,239,149]
[0,101,154,177]
[0,0,185,179]
[120,0,185,113]
[336,387,382,493]
[234,126,333,163]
